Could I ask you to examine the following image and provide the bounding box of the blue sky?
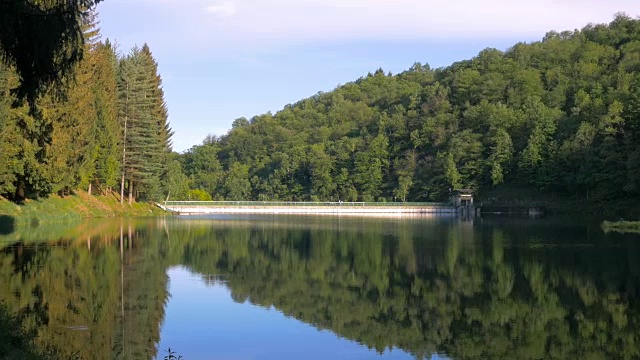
[96,0,640,152]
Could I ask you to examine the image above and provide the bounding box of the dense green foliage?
[118,44,173,202]
[5,13,640,208]
[2,218,640,359]
[181,15,640,204]
[0,13,174,203]
[0,0,104,104]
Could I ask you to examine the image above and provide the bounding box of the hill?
[180,14,640,212]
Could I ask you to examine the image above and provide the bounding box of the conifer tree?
[90,40,120,194]
[37,11,102,196]
[117,45,172,203]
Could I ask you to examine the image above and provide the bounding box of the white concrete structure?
[158,202,458,216]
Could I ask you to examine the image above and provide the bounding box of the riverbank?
[0,192,167,229]
[602,220,640,234]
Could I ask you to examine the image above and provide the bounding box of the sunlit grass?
[0,191,167,228]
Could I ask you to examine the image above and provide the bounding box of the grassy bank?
[601,220,640,234]
[0,191,167,229]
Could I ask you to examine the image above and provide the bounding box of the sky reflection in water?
[159,266,421,360]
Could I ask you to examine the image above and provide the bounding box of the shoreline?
[0,192,167,228]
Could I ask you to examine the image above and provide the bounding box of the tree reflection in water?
[1,216,639,359]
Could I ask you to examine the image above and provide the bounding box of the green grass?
[0,191,167,228]
[602,220,640,234]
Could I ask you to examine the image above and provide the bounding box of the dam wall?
[160,202,459,216]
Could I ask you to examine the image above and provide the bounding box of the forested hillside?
[0,13,177,203]
[181,14,640,204]
[3,13,640,206]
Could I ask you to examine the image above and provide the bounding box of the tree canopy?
[4,12,640,210]
[179,14,640,206]
[0,0,105,104]
[0,10,174,203]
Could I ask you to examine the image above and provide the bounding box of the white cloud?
[208,0,640,41]
[205,2,236,17]
[100,0,640,56]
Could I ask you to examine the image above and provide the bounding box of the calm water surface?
[1,215,639,359]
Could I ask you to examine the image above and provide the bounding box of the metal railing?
[163,201,449,207]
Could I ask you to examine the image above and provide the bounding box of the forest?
[3,12,640,206]
[0,11,176,203]
[179,14,640,204]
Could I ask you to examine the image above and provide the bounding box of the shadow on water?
[0,216,15,235]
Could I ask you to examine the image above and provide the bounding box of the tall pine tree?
[117,45,172,203]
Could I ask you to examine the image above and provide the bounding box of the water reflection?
[0,216,639,359]
[159,266,417,360]
[0,220,169,360]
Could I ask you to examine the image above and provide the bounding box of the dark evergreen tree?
[117,46,172,203]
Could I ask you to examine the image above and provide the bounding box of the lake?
[1,214,639,359]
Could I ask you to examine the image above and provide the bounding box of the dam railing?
[162,201,450,207]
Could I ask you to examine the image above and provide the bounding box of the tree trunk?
[88,183,92,196]
[14,178,25,203]
[121,86,128,205]
[119,222,124,354]
[120,173,125,204]
[128,180,133,205]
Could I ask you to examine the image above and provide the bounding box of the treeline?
[180,14,640,203]
[0,13,176,203]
